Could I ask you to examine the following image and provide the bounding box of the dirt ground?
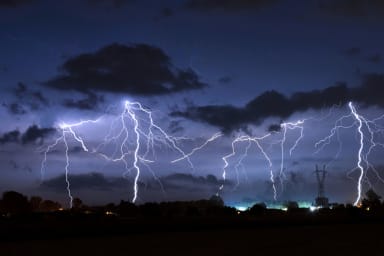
[1,222,384,256]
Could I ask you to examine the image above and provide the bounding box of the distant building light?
[310,206,320,212]
[235,206,247,212]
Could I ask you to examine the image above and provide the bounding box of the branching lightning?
[41,119,99,208]
[40,98,384,207]
[41,100,221,207]
[217,134,277,200]
[315,102,384,206]
[278,120,306,191]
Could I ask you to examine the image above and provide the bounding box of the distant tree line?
[1,189,384,218]
[0,191,62,215]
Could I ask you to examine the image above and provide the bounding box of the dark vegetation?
[1,190,384,255]
[1,189,384,240]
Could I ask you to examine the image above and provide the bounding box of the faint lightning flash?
[41,100,221,207]
[315,102,384,206]
[217,134,277,200]
[278,120,306,190]
[171,132,223,163]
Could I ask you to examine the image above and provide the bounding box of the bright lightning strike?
[40,98,384,207]
[41,119,99,208]
[41,100,220,207]
[348,102,364,206]
[315,102,384,206]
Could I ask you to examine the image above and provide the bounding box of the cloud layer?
[173,73,384,133]
[0,125,55,144]
[45,43,207,96]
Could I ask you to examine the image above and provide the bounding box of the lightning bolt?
[218,134,277,200]
[40,98,384,207]
[41,119,99,208]
[278,120,306,191]
[315,102,384,206]
[348,102,365,206]
[41,100,222,207]
[171,132,223,163]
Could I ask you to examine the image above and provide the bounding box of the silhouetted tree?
[249,202,267,215]
[1,191,31,215]
[72,197,83,209]
[140,202,161,217]
[285,201,299,210]
[362,189,382,210]
[40,200,61,212]
[209,195,224,207]
[30,196,42,212]
[118,200,138,216]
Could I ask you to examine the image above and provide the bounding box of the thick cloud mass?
[45,43,207,96]
[0,130,20,144]
[173,74,384,133]
[0,125,55,144]
[41,172,228,196]
[2,83,49,115]
[63,92,104,110]
[41,172,129,191]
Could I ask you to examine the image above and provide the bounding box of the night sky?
[1,0,384,208]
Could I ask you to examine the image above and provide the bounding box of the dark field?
[1,215,384,256]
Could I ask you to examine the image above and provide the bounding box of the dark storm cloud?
[41,172,228,194]
[3,83,49,115]
[173,74,384,133]
[41,172,129,191]
[0,0,35,8]
[159,173,229,193]
[318,0,384,18]
[162,173,222,186]
[267,123,281,132]
[63,92,104,110]
[21,125,56,144]
[0,130,20,144]
[0,125,55,145]
[2,102,27,115]
[44,43,207,96]
[185,0,279,12]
